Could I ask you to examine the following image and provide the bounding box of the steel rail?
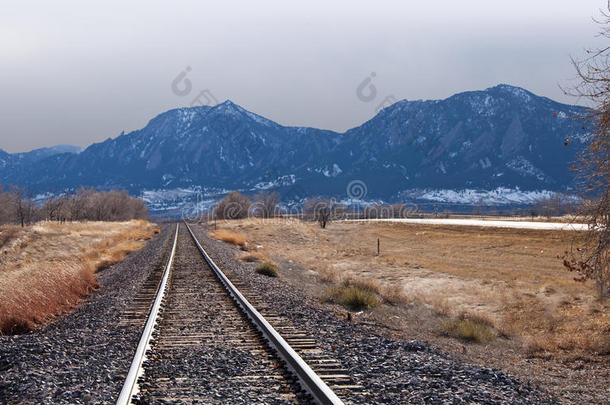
[184,222,345,405]
[116,223,179,405]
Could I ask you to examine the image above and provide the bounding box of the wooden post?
[377,238,380,256]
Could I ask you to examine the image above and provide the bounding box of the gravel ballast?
[0,225,173,404]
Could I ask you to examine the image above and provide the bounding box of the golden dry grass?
[209,229,247,247]
[0,220,158,334]
[218,218,610,354]
[239,251,269,262]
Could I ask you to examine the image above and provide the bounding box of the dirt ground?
[211,217,610,404]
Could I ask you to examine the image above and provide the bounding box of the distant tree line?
[213,191,282,220]
[0,186,148,226]
[532,193,577,218]
[212,191,427,228]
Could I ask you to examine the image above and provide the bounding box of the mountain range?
[0,84,590,211]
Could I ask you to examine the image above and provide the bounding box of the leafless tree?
[390,203,407,218]
[9,186,35,227]
[42,197,66,221]
[214,191,251,220]
[252,191,281,218]
[0,187,13,224]
[533,193,573,218]
[562,4,610,298]
[303,197,333,228]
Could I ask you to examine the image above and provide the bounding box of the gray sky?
[0,0,607,152]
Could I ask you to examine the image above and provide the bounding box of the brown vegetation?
[209,229,247,247]
[255,262,279,277]
[0,220,157,334]
[441,315,496,343]
[217,218,609,355]
[325,277,381,310]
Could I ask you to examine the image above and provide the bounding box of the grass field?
[0,220,158,334]
[214,218,609,356]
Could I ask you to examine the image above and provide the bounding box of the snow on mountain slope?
[0,85,590,209]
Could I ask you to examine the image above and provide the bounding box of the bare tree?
[252,191,280,218]
[303,197,333,228]
[42,197,65,221]
[390,203,407,218]
[533,193,572,218]
[214,191,251,220]
[0,187,13,224]
[9,186,35,227]
[562,5,610,298]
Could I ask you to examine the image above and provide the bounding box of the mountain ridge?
[0,84,590,206]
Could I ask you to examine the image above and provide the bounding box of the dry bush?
[256,262,278,277]
[325,277,381,310]
[381,284,410,304]
[0,220,157,334]
[317,265,342,283]
[209,229,247,247]
[441,315,496,343]
[342,276,381,294]
[326,285,380,311]
[239,252,268,262]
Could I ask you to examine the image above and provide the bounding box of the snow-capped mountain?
[0,85,589,206]
[295,84,589,197]
[0,144,83,173]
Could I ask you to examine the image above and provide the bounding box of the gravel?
[191,224,560,405]
[0,225,173,404]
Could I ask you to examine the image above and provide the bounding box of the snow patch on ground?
[403,187,556,205]
[349,218,587,231]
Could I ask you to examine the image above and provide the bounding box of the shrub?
[325,277,380,310]
[440,316,495,343]
[256,262,278,277]
[381,285,409,304]
[339,285,379,310]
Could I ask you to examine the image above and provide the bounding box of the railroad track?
[117,223,354,404]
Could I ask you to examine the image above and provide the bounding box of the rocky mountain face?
[0,85,589,205]
[295,84,588,198]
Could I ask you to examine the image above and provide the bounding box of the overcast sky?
[0,0,607,152]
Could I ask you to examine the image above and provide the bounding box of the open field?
[0,220,158,334]
[212,218,609,357]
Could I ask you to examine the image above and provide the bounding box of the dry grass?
[381,284,410,304]
[256,262,279,277]
[209,229,247,247]
[217,218,610,355]
[325,277,381,310]
[441,315,496,343]
[239,251,268,263]
[0,220,158,334]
